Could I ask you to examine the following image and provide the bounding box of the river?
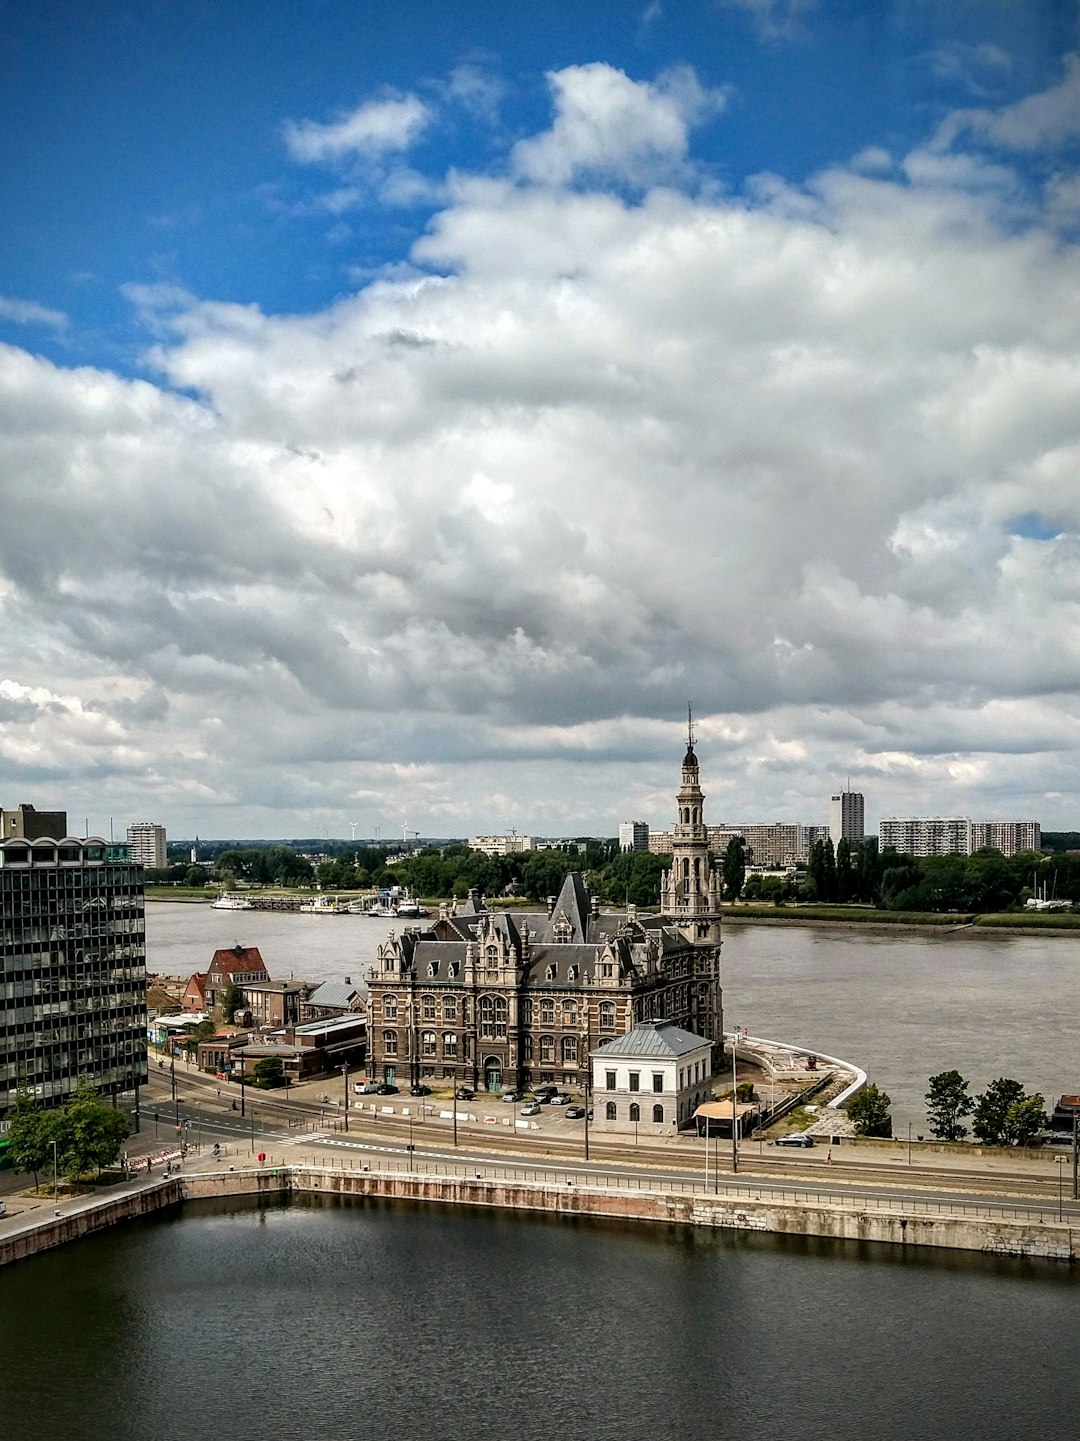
[1,1197,1076,1441]
[146,903,1080,1133]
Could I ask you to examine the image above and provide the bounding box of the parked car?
[354,1081,380,1095]
[520,1103,542,1117]
[409,1084,431,1096]
[501,1090,524,1103]
[531,1084,558,1099]
[774,1133,814,1147]
[564,1106,586,1119]
[455,1087,475,1101]
[375,1083,399,1096]
[549,1093,572,1105]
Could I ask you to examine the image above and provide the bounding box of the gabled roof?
[594,1020,709,1059]
[210,944,269,977]
[536,871,592,943]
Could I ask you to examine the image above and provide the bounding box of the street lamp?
[342,1061,349,1133]
[239,1052,246,1119]
[51,1137,58,1200]
[731,1037,738,1175]
[908,1121,912,1166]
[170,1054,179,1132]
[1057,1155,1066,1222]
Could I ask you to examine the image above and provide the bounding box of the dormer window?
[428,962,439,978]
[546,964,556,981]
[449,961,460,978]
[567,965,578,982]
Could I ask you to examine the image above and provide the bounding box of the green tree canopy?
[925,1070,974,1142]
[1002,1093,1047,1147]
[846,1083,893,1137]
[4,1089,55,1188]
[972,1077,1025,1145]
[253,1056,286,1088]
[722,836,746,902]
[56,1083,130,1181]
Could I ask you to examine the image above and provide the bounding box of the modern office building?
[618,821,650,852]
[0,832,148,1119]
[126,821,167,870]
[829,791,865,849]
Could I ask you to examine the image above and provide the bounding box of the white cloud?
[934,52,1080,152]
[284,92,431,165]
[0,295,67,328]
[721,0,818,43]
[512,63,725,187]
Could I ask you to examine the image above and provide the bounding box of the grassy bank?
[725,903,1080,931]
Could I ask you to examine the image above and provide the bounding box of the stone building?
[366,729,723,1094]
[591,1019,713,1136]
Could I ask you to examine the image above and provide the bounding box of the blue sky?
[3,1,1080,838]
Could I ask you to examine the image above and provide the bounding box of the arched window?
[486,944,498,963]
[522,1035,534,1061]
[383,1030,397,1056]
[421,1031,436,1057]
[442,1033,457,1058]
[606,1101,617,1121]
[561,1035,577,1063]
[653,1104,664,1123]
[599,1001,616,1030]
[383,997,397,1020]
[629,1103,640,1123]
[443,997,457,1021]
[540,1034,555,1063]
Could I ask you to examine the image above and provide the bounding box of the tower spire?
[687,701,694,750]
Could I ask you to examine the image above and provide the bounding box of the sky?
[3,0,1080,841]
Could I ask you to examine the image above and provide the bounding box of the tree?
[253,1056,286,1089]
[1003,1094,1046,1147]
[971,1077,1024,1145]
[722,836,746,902]
[220,981,244,1022]
[846,1083,893,1137]
[184,866,206,887]
[925,1070,974,1141]
[4,1088,53,1188]
[57,1083,130,1182]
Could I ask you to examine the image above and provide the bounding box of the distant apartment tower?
[1,803,68,840]
[829,791,865,850]
[879,817,970,857]
[968,820,1041,857]
[619,821,650,852]
[0,832,147,1118]
[468,833,537,857]
[127,821,167,869]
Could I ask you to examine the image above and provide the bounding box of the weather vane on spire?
[687,701,694,749]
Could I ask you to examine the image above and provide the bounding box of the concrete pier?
[2,1160,1077,1268]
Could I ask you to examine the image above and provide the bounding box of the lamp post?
[250,1102,255,1155]
[731,1037,738,1175]
[1056,1155,1066,1222]
[907,1121,912,1166]
[170,1054,179,1132]
[408,1112,415,1172]
[240,1053,246,1119]
[342,1062,349,1133]
[51,1137,58,1200]
[582,1027,591,1163]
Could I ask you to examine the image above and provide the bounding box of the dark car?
[409,1084,431,1096]
[455,1087,475,1101]
[501,1090,524,1103]
[375,1083,400,1096]
[564,1106,586,1120]
[774,1133,814,1147]
[531,1084,558,1099]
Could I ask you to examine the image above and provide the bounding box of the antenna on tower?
[687,701,695,749]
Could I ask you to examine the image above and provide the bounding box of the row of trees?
[924,1071,1048,1146]
[5,1085,130,1188]
[735,836,1063,914]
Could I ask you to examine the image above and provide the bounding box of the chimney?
[547,895,556,916]
[591,895,600,919]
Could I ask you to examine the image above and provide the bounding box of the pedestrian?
[827,1148,832,1165]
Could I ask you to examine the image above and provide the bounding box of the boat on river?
[210,893,254,911]
[299,894,351,915]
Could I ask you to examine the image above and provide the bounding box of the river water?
[146,903,1080,1133]
[1,1198,1076,1441]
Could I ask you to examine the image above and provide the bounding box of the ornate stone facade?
[366,734,724,1093]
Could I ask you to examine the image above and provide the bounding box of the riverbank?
[3,1155,1077,1268]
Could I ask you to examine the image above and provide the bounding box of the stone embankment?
[2,1160,1077,1268]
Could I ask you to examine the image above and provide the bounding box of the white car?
[520,1103,542,1117]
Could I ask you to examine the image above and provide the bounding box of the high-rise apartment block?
[126,821,167,870]
[880,817,1041,858]
[968,821,1041,856]
[829,791,865,849]
[618,821,650,851]
[0,831,147,1118]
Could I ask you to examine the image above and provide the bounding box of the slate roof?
[305,981,360,1010]
[593,1020,709,1059]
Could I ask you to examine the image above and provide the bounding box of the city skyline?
[3,3,1080,836]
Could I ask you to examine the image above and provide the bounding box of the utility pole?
[342,1062,349,1133]
[731,1037,738,1174]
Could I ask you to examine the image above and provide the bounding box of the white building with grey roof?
[591,1019,713,1136]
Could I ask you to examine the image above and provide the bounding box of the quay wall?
[3,1165,1078,1267]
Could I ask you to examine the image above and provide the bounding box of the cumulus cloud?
[4,62,1080,833]
[512,63,725,187]
[934,52,1080,152]
[284,92,431,164]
